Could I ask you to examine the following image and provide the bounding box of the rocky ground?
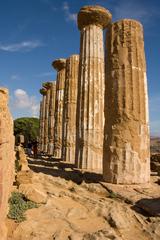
[7,156,160,240]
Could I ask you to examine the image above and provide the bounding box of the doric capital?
[78,5,112,30]
[39,88,47,95]
[42,82,52,90]
[52,58,66,71]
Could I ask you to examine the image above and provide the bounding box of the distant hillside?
[150,137,160,154]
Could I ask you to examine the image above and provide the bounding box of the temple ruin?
[0,4,153,240]
[38,5,150,183]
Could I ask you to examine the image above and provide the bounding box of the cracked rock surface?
[7,157,160,240]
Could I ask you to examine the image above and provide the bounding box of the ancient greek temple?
[0,5,151,239]
[0,5,152,240]
[38,5,150,184]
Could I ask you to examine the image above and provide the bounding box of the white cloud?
[0,40,43,52]
[62,2,77,23]
[13,89,39,117]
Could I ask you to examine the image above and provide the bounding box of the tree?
[14,117,39,146]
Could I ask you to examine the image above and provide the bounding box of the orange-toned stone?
[103,19,150,184]
[52,59,66,158]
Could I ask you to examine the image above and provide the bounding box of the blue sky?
[0,0,159,136]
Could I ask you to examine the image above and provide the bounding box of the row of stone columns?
[38,5,150,184]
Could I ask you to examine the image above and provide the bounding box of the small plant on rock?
[8,192,38,222]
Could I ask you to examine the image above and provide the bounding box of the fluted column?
[39,100,42,151]
[75,6,112,172]
[48,81,56,155]
[39,88,47,152]
[43,82,51,153]
[52,59,66,158]
[103,19,150,184]
[62,55,79,163]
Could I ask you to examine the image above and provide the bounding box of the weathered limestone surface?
[48,81,56,155]
[16,145,29,171]
[103,19,150,184]
[39,88,47,152]
[75,6,112,172]
[52,59,66,158]
[39,101,43,151]
[43,82,51,153]
[0,88,15,239]
[62,55,79,163]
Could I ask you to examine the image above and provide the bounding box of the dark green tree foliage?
[14,117,39,146]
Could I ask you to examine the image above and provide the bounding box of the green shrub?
[8,192,38,222]
[109,191,118,199]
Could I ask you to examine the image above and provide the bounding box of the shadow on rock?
[132,198,160,217]
[28,158,103,185]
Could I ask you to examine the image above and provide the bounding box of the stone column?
[62,55,79,163]
[0,88,15,239]
[75,6,112,172]
[43,82,51,153]
[103,19,150,184]
[52,59,66,158]
[48,81,56,155]
[39,88,47,152]
[38,100,42,151]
